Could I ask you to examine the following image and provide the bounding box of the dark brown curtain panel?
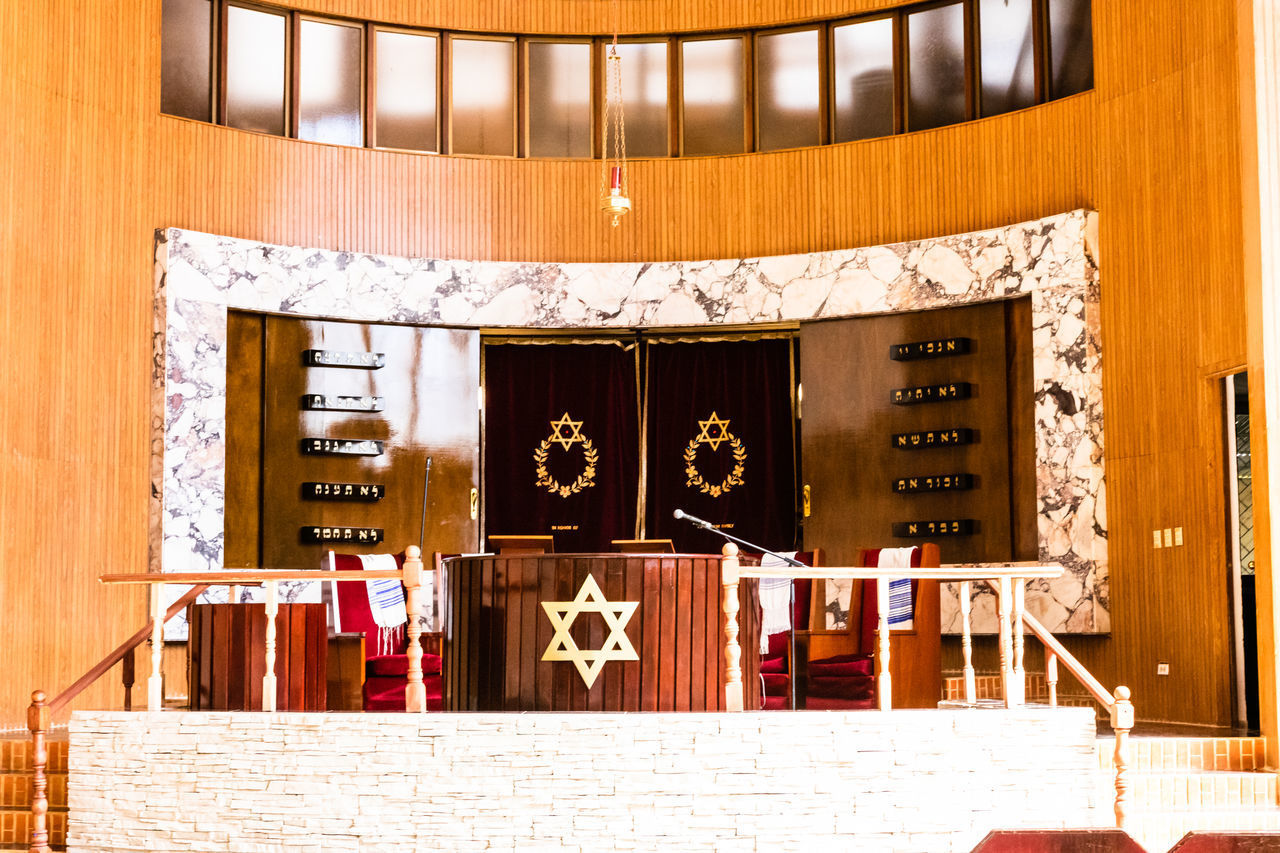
[645,339,797,554]
[483,343,640,553]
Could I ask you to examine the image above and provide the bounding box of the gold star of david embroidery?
[548,412,586,451]
[541,574,639,688]
[695,411,733,451]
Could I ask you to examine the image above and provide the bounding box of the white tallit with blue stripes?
[878,546,916,629]
[361,554,407,655]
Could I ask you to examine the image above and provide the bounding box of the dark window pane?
[615,41,668,157]
[374,30,438,152]
[757,29,820,151]
[299,19,363,147]
[450,38,515,156]
[226,5,287,135]
[681,37,744,156]
[833,17,895,141]
[1049,0,1093,98]
[980,0,1036,116]
[528,42,591,158]
[907,2,967,131]
[161,0,213,121]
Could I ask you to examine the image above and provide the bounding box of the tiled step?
[0,808,66,849]
[1126,809,1280,853]
[1128,771,1277,811]
[0,772,66,810]
[1097,736,1267,772]
[0,738,68,774]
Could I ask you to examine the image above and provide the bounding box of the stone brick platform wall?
[69,708,1099,852]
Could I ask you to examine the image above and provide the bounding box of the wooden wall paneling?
[0,0,1254,730]
[225,311,266,567]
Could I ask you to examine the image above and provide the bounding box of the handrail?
[1010,596,1134,831]
[49,583,211,712]
[27,582,211,853]
[28,548,434,853]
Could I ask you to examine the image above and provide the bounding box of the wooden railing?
[718,543,1134,830]
[25,546,432,853]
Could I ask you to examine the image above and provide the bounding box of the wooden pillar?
[27,690,50,853]
[721,543,743,712]
[876,578,891,710]
[404,545,426,713]
[148,584,164,711]
[1111,685,1134,828]
[959,580,975,703]
[1239,0,1280,769]
[262,581,278,712]
[997,577,1015,708]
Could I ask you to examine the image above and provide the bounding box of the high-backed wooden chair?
[805,544,941,710]
[328,551,444,711]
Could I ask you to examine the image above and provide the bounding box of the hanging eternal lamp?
[600,40,631,227]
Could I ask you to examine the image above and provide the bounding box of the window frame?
[369,24,444,154]
[444,33,519,157]
[522,37,596,160]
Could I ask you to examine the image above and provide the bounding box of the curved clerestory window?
[160,0,1093,158]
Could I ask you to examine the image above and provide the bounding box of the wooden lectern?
[488,534,554,555]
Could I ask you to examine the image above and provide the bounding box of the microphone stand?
[679,518,804,711]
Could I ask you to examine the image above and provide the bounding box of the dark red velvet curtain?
[644,339,797,554]
[483,343,639,553]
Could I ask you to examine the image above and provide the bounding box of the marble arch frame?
[153,209,1104,633]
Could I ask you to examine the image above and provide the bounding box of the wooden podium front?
[188,603,328,711]
[444,553,761,712]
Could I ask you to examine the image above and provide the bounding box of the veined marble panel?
[153,209,1104,636]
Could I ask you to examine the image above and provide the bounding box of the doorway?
[1225,372,1259,733]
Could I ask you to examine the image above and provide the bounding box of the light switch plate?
[1153,530,1163,549]
[1174,527,1183,546]
[1157,662,1170,676]
[1163,528,1173,547]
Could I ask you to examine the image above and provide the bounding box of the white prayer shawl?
[758,551,799,654]
[361,554,408,655]
[878,546,916,630]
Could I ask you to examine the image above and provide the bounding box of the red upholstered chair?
[805,544,941,710]
[756,550,819,711]
[328,551,444,712]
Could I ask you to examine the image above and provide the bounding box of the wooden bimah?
[444,552,761,712]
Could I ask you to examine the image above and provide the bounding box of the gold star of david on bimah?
[540,574,639,688]
[695,411,732,450]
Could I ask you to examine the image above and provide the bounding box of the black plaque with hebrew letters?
[892,519,975,537]
[302,482,385,501]
[300,438,384,456]
[891,428,974,449]
[891,382,972,405]
[300,526,384,544]
[889,337,972,361]
[301,394,385,412]
[303,349,385,369]
[892,474,974,493]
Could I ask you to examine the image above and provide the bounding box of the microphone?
[673,509,714,529]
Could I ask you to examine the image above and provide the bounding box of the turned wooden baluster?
[959,580,975,704]
[121,647,135,712]
[1011,578,1026,706]
[28,690,50,853]
[877,578,892,710]
[1045,648,1059,706]
[996,577,1015,708]
[721,543,743,712]
[403,545,426,713]
[148,584,164,710]
[1112,686,1134,828]
[262,580,278,711]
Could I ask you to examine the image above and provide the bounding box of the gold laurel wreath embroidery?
[683,435,747,498]
[534,437,598,498]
